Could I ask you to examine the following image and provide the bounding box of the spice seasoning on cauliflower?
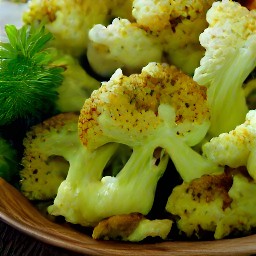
[47,62,221,227]
[133,0,215,74]
[87,0,215,77]
[203,110,256,181]
[22,0,134,56]
[87,18,162,77]
[193,0,256,137]
[20,112,79,200]
[92,213,172,242]
[166,167,256,239]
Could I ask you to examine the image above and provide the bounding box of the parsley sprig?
[0,23,64,126]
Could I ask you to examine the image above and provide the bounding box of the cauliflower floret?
[87,18,162,77]
[193,0,256,137]
[20,112,79,200]
[92,213,172,242]
[166,168,256,239]
[22,0,216,79]
[166,171,233,239]
[132,0,172,31]
[133,0,213,31]
[22,0,133,56]
[158,0,215,75]
[161,17,210,75]
[47,62,222,227]
[79,63,211,154]
[203,110,256,180]
[88,0,215,77]
[52,52,100,112]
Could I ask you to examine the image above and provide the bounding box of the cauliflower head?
[166,168,256,239]
[79,62,210,153]
[133,0,215,74]
[47,62,222,227]
[203,110,256,180]
[87,18,162,77]
[87,0,215,77]
[193,0,256,137]
[20,112,79,200]
[52,51,100,112]
[22,0,133,56]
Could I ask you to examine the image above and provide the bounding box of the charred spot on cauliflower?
[92,213,172,242]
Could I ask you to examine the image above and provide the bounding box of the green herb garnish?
[0,23,64,126]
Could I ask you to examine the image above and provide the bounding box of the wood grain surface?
[1,177,256,256]
[0,221,82,256]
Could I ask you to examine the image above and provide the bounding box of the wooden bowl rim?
[1,178,256,256]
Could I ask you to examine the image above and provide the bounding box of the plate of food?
[0,0,255,255]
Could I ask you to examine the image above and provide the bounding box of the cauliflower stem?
[47,62,222,227]
[193,1,256,137]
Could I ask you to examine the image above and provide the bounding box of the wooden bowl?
[0,2,256,255]
[1,178,256,256]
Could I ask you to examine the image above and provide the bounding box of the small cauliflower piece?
[48,62,222,227]
[166,168,256,239]
[133,0,214,31]
[193,0,256,137]
[92,213,172,242]
[215,173,256,239]
[166,171,233,238]
[20,112,79,200]
[22,0,133,56]
[166,0,215,72]
[87,18,162,77]
[203,110,256,180]
[52,52,100,112]
[88,0,215,77]
[132,0,172,31]
[133,0,215,75]
[161,17,210,75]
[127,218,172,242]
